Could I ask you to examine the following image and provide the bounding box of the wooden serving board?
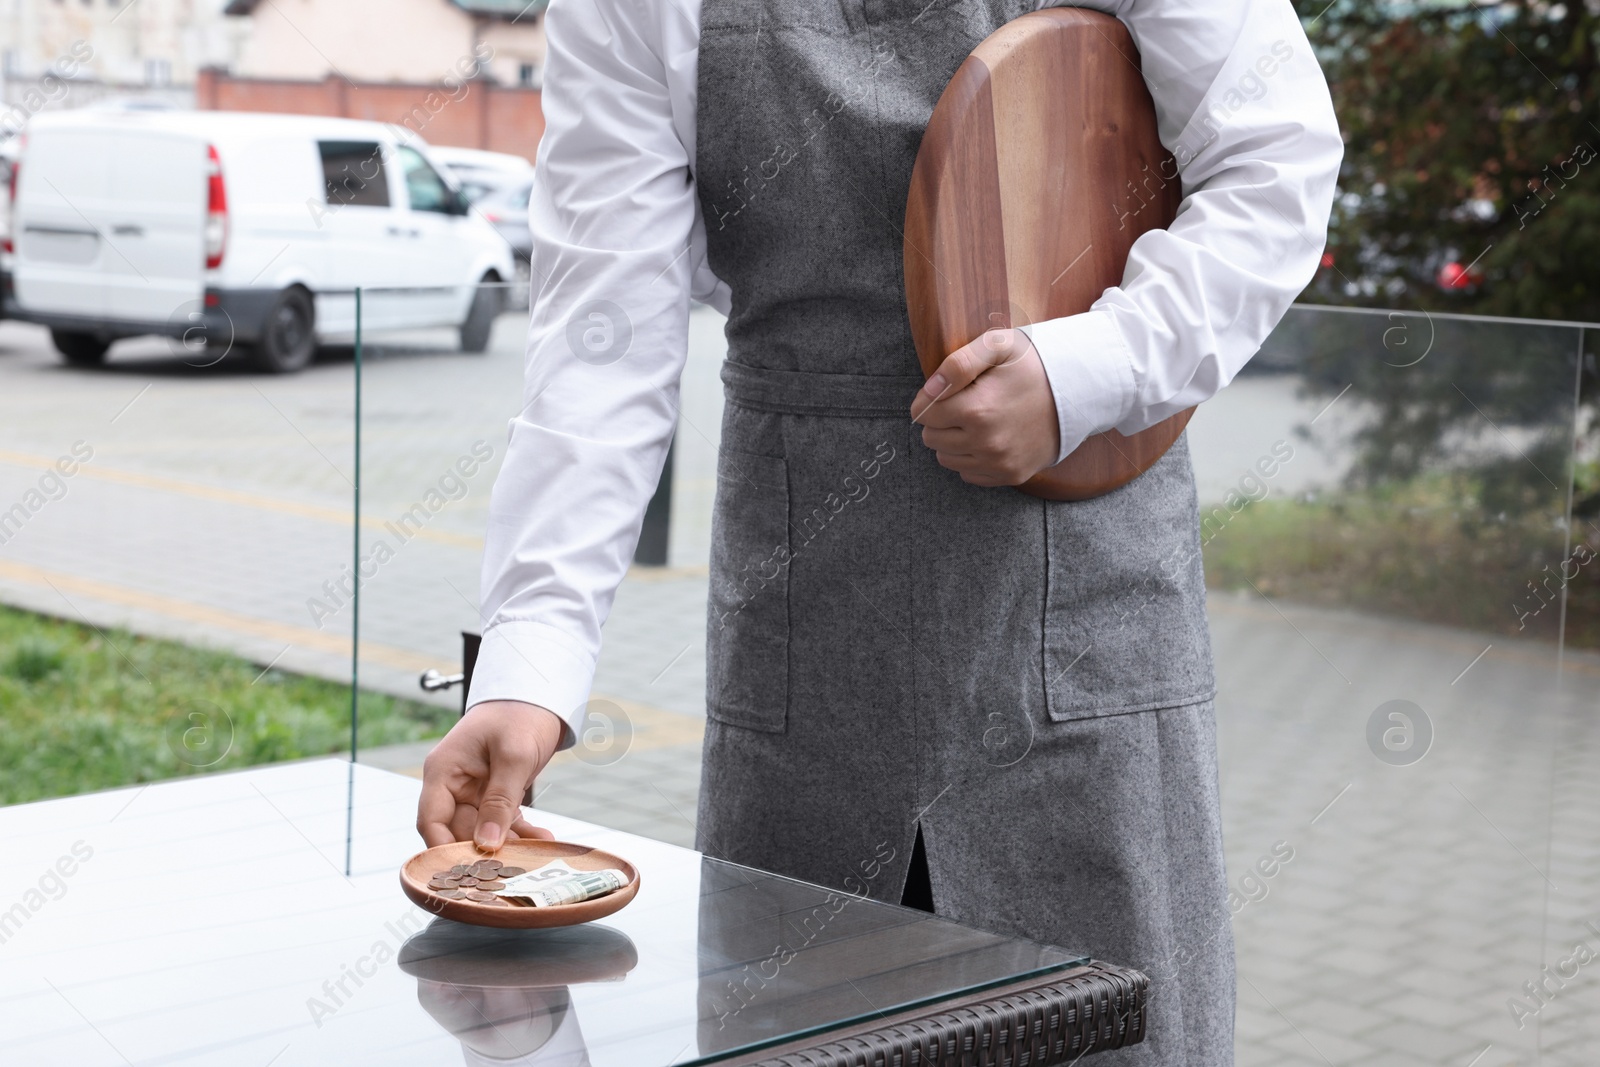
[904,8,1190,500]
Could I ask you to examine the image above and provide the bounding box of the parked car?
[473,175,534,263]
[0,136,16,318]
[4,110,515,372]
[426,145,534,204]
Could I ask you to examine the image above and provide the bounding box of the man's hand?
[910,327,1061,487]
[417,700,566,851]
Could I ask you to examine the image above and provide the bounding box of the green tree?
[1298,0,1599,322]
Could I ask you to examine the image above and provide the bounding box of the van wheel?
[52,330,110,367]
[459,278,501,354]
[250,288,315,373]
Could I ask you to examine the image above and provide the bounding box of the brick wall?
[195,68,544,163]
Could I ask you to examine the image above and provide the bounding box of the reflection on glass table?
[400,922,638,1067]
[0,760,1142,1067]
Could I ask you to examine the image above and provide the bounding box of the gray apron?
[692,1,1235,1062]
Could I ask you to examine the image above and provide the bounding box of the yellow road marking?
[387,698,708,779]
[0,449,483,549]
[387,692,705,778]
[0,557,706,751]
[557,694,709,752]
[0,556,429,673]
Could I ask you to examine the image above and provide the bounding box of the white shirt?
[466,0,1344,741]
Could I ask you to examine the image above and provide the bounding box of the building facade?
[223,0,547,88]
[0,0,239,117]
[209,0,547,161]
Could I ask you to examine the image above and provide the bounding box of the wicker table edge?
[711,959,1149,1067]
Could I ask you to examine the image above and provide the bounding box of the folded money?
[497,868,629,908]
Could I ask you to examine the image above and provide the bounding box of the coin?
[476,880,505,891]
[428,878,456,889]
[467,891,498,902]
[497,866,526,877]
[435,888,465,899]
[450,865,470,875]
[457,877,480,887]
[479,898,508,907]
[476,859,503,870]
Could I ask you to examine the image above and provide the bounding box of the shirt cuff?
[1018,309,1137,465]
[463,620,596,752]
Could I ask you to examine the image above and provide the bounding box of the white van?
[4,110,517,372]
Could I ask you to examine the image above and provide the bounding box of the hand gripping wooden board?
[904,8,1191,500]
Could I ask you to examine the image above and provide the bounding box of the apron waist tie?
[721,360,924,418]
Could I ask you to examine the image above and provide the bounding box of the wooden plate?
[904,8,1191,500]
[399,839,640,929]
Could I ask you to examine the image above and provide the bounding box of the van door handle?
[111,224,144,237]
[24,224,99,237]
[387,226,421,238]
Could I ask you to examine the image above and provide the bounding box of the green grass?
[1201,477,1599,649]
[0,604,456,806]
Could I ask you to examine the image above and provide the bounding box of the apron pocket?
[707,450,790,733]
[1041,436,1216,721]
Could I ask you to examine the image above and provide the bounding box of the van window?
[319,141,390,208]
[397,146,453,214]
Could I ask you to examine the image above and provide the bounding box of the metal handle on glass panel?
[419,668,465,692]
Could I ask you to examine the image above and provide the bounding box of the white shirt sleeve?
[1020,0,1343,463]
[465,0,725,743]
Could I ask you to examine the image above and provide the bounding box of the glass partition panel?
[346,280,522,749]
[0,287,390,808]
[1189,305,1595,1065]
[356,290,1599,1062]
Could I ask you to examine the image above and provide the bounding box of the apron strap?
[722,360,924,418]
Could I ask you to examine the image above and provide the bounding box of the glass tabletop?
[0,760,1085,1066]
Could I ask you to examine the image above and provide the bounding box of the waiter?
[418,0,1341,1062]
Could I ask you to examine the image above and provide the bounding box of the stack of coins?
[425,857,531,906]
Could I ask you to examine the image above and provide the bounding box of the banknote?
[498,868,628,908]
